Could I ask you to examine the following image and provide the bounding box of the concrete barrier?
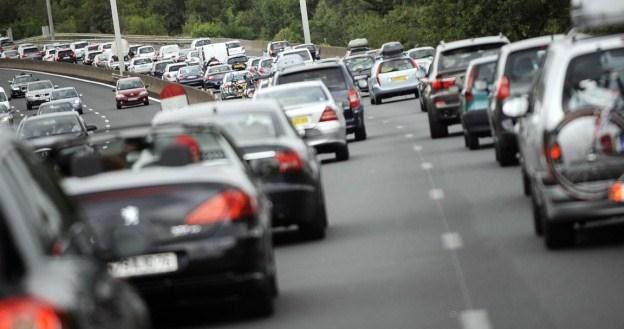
[0,59,216,104]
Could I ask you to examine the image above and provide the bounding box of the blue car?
[176,65,204,86]
[460,55,498,150]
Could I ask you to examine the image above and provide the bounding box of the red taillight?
[320,106,338,122]
[465,91,474,102]
[496,76,510,101]
[275,150,304,173]
[348,88,360,109]
[549,142,562,162]
[431,77,456,91]
[185,190,256,225]
[0,297,62,329]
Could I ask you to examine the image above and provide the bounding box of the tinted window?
[279,67,347,91]
[475,62,497,84]
[28,81,53,91]
[180,66,202,75]
[18,116,83,139]
[439,43,506,72]
[23,47,38,54]
[380,58,415,73]
[139,47,154,54]
[408,48,434,59]
[117,79,144,90]
[257,85,328,106]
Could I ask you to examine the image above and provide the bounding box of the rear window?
[563,47,624,113]
[195,39,211,47]
[218,112,280,142]
[155,62,172,71]
[284,50,311,62]
[344,56,375,74]
[227,42,241,49]
[209,66,231,74]
[117,79,144,90]
[58,50,72,57]
[102,44,112,49]
[260,59,273,69]
[134,58,152,65]
[38,102,74,114]
[52,89,78,99]
[504,47,548,84]
[139,47,154,54]
[24,47,38,54]
[73,42,87,49]
[438,43,506,72]
[256,85,328,107]
[271,42,289,50]
[228,56,247,65]
[380,58,415,73]
[408,48,434,59]
[474,62,497,84]
[168,64,186,72]
[278,67,347,91]
[28,81,53,91]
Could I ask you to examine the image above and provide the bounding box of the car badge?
[121,206,140,226]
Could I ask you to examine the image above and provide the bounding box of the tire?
[335,144,349,161]
[116,102,122,110]
[427,106,448,139]
[522,170,531,197]
[78,109,83,115]
[246,278,275,318]
[374,96,382,105]
[144,99,150,106]
[420,96,428,112]
[543,220,575,250]
[354,124,367,141]
[496,136,518,166]
[415,91,419,99]
[465,132,479,150]
[299,186,328,241]
[531,194,543,236]
[370,96,376,105]
[26,102,31,110]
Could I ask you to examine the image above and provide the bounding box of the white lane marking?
[421,162,433,170]
[413,145,423,152]
[105,124,111,128]
[396,125,404,129]
[429,188,445,200]
[104,119,110,123]
[368,116,375,120]
[460,310,492,329]
[405,133,414,139]
[20,114,24,117]
[382,120,389,124]
[442,232,463,250]
[0,68,161,103]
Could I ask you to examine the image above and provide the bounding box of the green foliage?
[1,0,571,48]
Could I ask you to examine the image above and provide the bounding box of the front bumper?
[461,109,491,136]
[263,182,317,227]
[10,88,25,97]
[117,96,148,106]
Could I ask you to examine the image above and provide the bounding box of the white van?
[158,45,180,61]
[190,38,212,49]
[99,42,113,53]
[199,43,229,65]
[136,46,156,60]
[225,40,245,56]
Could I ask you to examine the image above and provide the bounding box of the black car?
[228,55,249,71]
[63,125,278,316]
[203,64,232,90]
[16,111,97,141]
[267,41,290,58]
[153,99,328,240]
[0,130,150,329]
[8,72,37,98]
[294,43,321,60]
[176,65,204,86]
[55,48,77,64]
[343,54,376,93]
[273,62,367,141]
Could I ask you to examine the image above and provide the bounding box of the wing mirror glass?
[502,96,529,118]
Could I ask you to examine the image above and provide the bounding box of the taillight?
[348,88,360,109]
[549,142,562,162]
[609,181,624,202]
[275,150,304,173]
[207,75,215,80]
[496,76,510,101]
[431,77,456,91]
[320,106,338,122]
[185,189,256,225]
[465,91,474,102]
[0,297,62,329]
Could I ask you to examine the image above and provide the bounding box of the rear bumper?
[345,106,365,132]
[371,83,419,99]
[303,122,347,151]
[263,182,317,227]
[429,92,461,123]
[26,98,49,106]
[179,79,204,86]
[461,109,491,136]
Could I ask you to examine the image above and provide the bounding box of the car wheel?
[375,96,382,105]
[370,96,376,105]
[335,144,350,161]
[522,169,531,197]
[78,109,83,115]
[465,132,479,150]
[427,106,448,139]
[531,194,543,236]
[354,124,367,141]
[497,138,518,166]
[415,90,419,99]
[116,102,122,110]
[419,96,427,112]
[245,278,275,318]
[543,219,575,250]
[26,102,31,110]
[299,186,328,241]
[144,99,150,106]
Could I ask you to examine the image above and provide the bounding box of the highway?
[2,69,624,329]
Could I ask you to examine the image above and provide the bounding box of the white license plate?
[448,86,460,93]
[108,252,178,278]
[128,97,139,101]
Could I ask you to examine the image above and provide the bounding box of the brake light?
[0,297,62,329]
[609,182,624,202]
[275,150,304,173]
[496,76,510,101]
[348,88,360,109]
[185,190,256,225]
[431,77,456,91]
[549,142,562,162]
[320,106,338,122]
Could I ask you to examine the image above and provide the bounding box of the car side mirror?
[86,124,97,132]
[474,80,488,92]
[502,96,529,118]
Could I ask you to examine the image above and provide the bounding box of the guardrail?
[16,33,348,58]
[0,59,216,104]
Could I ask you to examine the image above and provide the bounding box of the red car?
[114,77,149,109]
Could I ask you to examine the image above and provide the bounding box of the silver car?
[50,87,84,114]
[36,100,75,116]
[25,80,56,110]
[369,43,425,105]
[255,81,349,161]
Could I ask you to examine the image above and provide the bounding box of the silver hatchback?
[50,86,84,114]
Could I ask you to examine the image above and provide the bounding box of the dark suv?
[489,35,563,166]
[422,35,509,139]
[0,131,149,329]
[273,62,367,140]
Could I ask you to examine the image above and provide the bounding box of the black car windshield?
[279,67,347,91]
[256,86,328,107]
[563,47,624,113]
[439,43,506,72]
[409,48,434,59]
[38,102,74,114]
[139,47,154,54]
[218,113,279,142]
[19,116,82,139]
[180,66,202,75]
[117,79,144,90]
[271,42,289,50]
[344,56,375,73]
[52,89,78,99]
[134,58,152,65]
[28,81,53,91]
[14,75,35,84]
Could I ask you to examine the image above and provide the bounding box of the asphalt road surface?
[2,68,624,329]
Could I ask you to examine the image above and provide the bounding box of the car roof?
[500,35,565,56]
[438,35,510,51]
[53,86,76,91]
[153,99,283,126]
[468,55,499,67]
[279,62,344,75]
[24,111,79,121]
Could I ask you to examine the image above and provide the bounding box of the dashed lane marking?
[441,232,463,250]
[405,133,414,139]
[413,145,423,152]
[429,188,445,200]
[460,310,492,329]
[421,162,433,170]
[396,125,404,129]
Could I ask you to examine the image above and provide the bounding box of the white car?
[254,81,349,161]
[136,46,156,60]
[70,41,89,60]
[276,48,314,65]
[161,63,188,82]
[190,38,212,49]
[42,49,56,62]
[0,87,10,110]
[225,40,245,56]
[129,57,153,74]
[186,50,201,65]
[158,45,180,61]
[99,42,113,53]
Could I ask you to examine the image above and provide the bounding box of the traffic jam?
[1,1,624,328]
